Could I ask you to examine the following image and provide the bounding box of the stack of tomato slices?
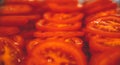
[85,10,120,65]
[0,0,42,65]
[0,0,119,65]
[34,12,84,37]
[25,0,87,65]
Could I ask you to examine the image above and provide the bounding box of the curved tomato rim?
[44,12,84,23]
[26,39,43,54]
[34,31,84,38]
[26,36,83,54]
[47,3,83,12]
[0,15,40,26]
[85,9,116,24]
[31,40,86,65]
[36,19,82,31]
[86,16,120,37]
[83,0,117,15]
[89,35,120,53]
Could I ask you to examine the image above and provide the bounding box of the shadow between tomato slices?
[25,39,87,65]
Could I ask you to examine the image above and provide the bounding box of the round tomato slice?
[86,16,120,37]
[44,12,84,23]
[89,50,120,65]
[36,19,82,31]
[0,37,24,65]
[25,39,86,65]
[89,35,120,54]
[34,31,84,38]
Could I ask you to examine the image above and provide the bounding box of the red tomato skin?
[83,0,117,15]
[0,15,40,26]
[0,26,20,36]
[46,0,83,12]
[3,0,46,7]
[34,31,84,38]
[44,12,84,24]
[0,4,33,15]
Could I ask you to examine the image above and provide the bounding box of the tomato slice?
[25,39,86,65]
[0,37,24,65]
[26,37,84,54]
[46,0,83,12]
[85,9,117,24]
[89,50,120,65]
[36,19,82,31]
[0,4,32,15]
[86,16,120,37]
[44,12,84,23]
[89,35,120,54]
[34,31,84,38]
[0,26,20,36]
[0,15,40,26]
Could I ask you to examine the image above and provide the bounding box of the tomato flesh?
[25,39,86,65]
[92,18,120,32]
[0,37,23,65]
